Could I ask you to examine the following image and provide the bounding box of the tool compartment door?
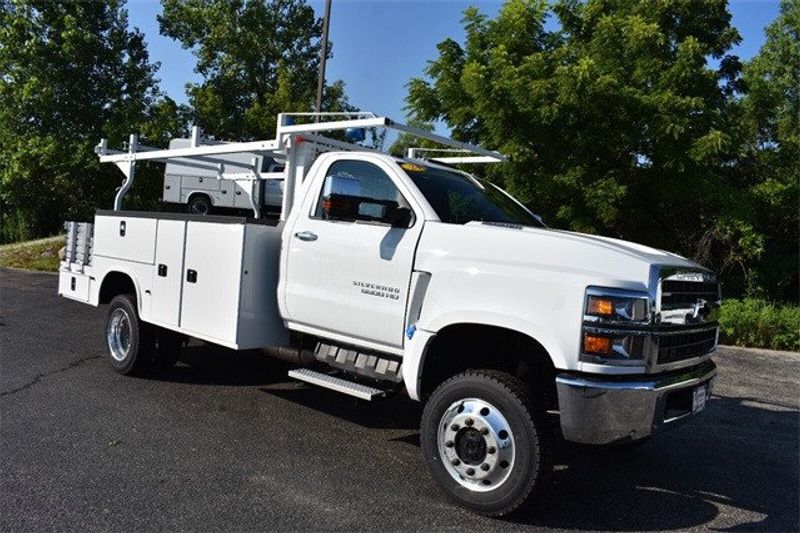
[151,219,186,327]
[179,221,244,344]
[93,215,156,264]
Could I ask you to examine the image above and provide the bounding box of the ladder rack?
[405,147,505,165]
[95,112,506,219]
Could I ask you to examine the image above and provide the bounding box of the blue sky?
[127,0,781,125]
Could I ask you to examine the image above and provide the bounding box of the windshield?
[401,163,545,228]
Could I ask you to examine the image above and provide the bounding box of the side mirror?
[387,206,414,228]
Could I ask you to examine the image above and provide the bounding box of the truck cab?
[59,112,719,516]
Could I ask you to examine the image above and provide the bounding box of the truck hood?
[547,228,691,265]
[416,221,704,291]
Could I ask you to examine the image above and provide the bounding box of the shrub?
[719,298,800,352]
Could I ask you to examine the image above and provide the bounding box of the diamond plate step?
[288,368,388,401]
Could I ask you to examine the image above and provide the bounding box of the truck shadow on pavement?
[519,393,797,531]
[263,385,799,531]
[149,350,798,531]
[512,395,797,531]
[262,383,424,431]
[147,343,293,387]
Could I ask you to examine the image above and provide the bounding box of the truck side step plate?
[288,369,387,401]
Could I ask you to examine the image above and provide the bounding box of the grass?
[0,235,65,272]
[720,298,800,352]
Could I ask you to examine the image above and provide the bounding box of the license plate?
[692,384,708,413]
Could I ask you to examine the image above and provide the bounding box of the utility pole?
[315,0,332,121]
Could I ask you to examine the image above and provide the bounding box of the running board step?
[288,368,388,401]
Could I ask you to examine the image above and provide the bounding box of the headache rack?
[95,112,506,220]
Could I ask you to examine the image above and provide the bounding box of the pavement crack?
[1,354,102,398]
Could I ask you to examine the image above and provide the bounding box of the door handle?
[294,231,318,242]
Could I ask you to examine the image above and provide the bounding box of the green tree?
[735,0,799,301]
[159,0,351,141]
[0,0,186,242]
[402,0,774,296]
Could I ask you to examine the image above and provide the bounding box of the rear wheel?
[420,370,551,516]
[188,195,212,215]
[106,294,155,375]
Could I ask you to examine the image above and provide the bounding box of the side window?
[313,160,414,227]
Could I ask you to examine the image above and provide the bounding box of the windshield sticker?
[400,162,426,172]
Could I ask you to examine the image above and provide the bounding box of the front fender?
[402,310,567,402]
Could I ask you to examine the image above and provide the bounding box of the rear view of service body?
[59,112,720,516]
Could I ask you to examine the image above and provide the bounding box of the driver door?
[283,157,422,349]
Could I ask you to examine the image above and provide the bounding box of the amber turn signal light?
[584,334,612,355]
[587,296,614,316]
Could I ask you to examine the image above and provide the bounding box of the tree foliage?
[401,0,798,301]
[0,0,187,242]
[159,0,351,141]
[736,0,799,300]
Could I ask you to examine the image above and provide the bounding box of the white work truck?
[160,133,286,215]
[59,112,719,516]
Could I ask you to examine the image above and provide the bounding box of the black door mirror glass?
[388,206,413,228]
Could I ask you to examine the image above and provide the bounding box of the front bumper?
[555,359,716,445]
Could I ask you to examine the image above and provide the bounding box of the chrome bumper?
[555,360,716,445]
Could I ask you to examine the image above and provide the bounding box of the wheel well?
[188,192,212,205]
[99,272,137,305]
[419,324,557,409]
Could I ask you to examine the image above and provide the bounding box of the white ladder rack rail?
[405,147,504,165]
[95,112,506,218]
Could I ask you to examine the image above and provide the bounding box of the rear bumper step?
[288,368,388,401]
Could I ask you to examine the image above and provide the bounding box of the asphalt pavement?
[1,268,798,531]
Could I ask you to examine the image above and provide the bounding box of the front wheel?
[420,370,551,516]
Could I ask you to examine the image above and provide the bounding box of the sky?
[127,0,782,128]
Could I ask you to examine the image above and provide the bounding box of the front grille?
[657,328,717,364]
[661,280,719,308]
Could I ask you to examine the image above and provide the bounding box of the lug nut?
[465,418,474,427]
[451,424,460,431]
[481,463,490,471]
[487,446,496,454]
[480,427,489,435]
[466,468,475,476]
[445,440,454,448]
[451,458,461,466]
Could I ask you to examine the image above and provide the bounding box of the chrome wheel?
[438,398,515,492]
[107,308,132,362]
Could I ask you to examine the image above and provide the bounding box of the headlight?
[581,287,652,364]
[584,288,650,324]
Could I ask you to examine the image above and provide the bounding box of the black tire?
[151,328,184,372]
[188,195,212,215]
[420,370,551,516]
[105,294,155,375]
